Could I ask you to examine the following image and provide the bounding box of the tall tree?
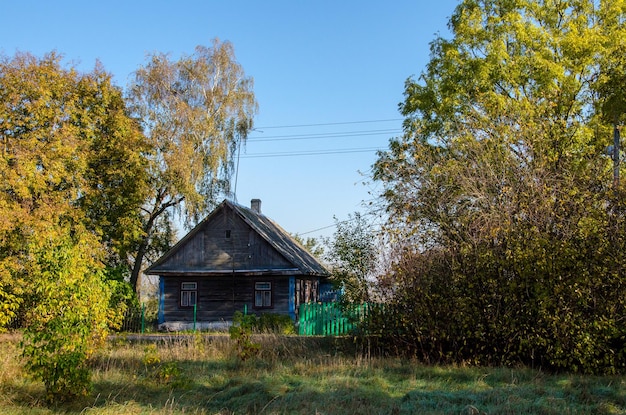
[0,51,141,399]
[0,51,147,327]
[325,213,378,303]
[127,39,257,295]
[373,0,626,372]
[77,66,150,272]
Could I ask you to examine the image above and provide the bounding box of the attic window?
[254,282,272,308]
[225,230,231,238]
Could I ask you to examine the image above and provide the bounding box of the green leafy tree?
[595,0,626,124]
[325,213,378,303]
[293,234,325,258]
[127,39,258,295]
[373,0,626,373]
[76,66,151,273]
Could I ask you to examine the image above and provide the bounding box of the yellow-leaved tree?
[0,51,148,401]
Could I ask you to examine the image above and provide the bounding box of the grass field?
[1,332,625,414]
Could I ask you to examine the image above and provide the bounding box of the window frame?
[254,281,273,309]
[180,281,197,308]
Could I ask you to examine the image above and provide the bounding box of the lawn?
[1,333,625,414]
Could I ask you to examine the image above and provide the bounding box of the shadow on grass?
[3,336,626,414]
[85,360,626,415]
[87,377,402,414]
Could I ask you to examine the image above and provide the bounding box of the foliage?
[228,311,261,361]
[0,51,142,403]
[0,51,143,329]
[126,39,258,295]
[372,0,626,373]
[293,234,325,258]
[256,313,296,334]
[325,213,378,303]
[21,230,111,403]
[141,344,183,385]
[76,67,150,272]
[142,344,161,366]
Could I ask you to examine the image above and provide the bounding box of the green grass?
[1,333,626,414]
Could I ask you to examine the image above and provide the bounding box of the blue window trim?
[288,276,295,319]
[158,278,165,324]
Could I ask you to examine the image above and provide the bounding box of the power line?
[254,118,403,130]
[297,207,387,236]
[247,129,401,142]
[240,147,383,158]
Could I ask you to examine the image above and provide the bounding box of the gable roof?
[145,199,329,277]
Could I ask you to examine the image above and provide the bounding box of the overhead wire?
[235,118,400,234]
[243,119,402,159]
[297,207,387,236]
[247,128,401,142]
[253,118,402,130]
[240,147,383,158]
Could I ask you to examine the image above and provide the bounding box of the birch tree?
[127,39,257,294]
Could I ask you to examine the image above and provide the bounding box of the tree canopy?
[0,52,146,328]
[325,213,378,303]
[372,0,626,373]
[0,51,143,400]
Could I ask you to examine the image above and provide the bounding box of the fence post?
[141,303,145,334]
[304,303,311,336]
[193,303,197,332]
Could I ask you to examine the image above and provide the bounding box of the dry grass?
[1,332,626,414]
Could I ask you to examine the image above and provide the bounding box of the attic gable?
[146,200,329,277]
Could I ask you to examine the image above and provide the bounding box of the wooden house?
[145,199,331,331]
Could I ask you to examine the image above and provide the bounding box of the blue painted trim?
[288,276,295,320]
[158,277,165,324]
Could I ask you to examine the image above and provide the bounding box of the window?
[180,282,197,307]
[254,282,272,308]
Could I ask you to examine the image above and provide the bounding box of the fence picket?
[298,302,376,336]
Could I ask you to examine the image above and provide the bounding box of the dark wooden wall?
[162,275,293,322]
[156,205,294,273]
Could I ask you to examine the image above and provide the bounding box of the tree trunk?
[129,194,184,298]
[129,234,150,298]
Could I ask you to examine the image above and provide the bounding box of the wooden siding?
[162,275,294,322]
[154,205,294,274]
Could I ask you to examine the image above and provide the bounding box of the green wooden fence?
[298,302,373,336]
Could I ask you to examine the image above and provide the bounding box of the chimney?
[251,199,261,214]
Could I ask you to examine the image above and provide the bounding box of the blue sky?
[1,0,459,241]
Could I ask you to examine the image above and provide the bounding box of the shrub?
[257,313,295,334]
[229,311,260,361]
[21,232,111,403]
[367,243,626,374]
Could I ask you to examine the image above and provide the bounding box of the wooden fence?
[298,302,375,336]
